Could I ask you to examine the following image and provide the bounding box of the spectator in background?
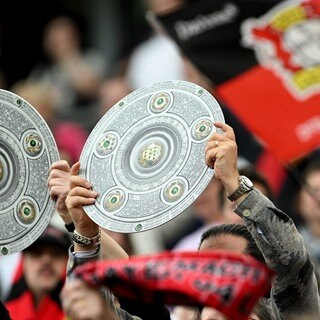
[296,160,320,275]
[172,178,223,252]
[4,225,71,320]
[11,79,88,164]
[28,15,107,130]
[54,122,88,165]
[128,186,217,254]
[125,31,186,91]
[98,75,132,116]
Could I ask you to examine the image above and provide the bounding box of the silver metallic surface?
[80,80,224,233]
[0,89,59,255]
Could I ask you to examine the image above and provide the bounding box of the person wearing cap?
[4,224,71,320]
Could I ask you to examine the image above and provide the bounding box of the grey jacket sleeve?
[66,245,101,279]
[66,245,142,320]
[234,189,320,318]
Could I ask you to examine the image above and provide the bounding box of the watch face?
[241,176,254,189]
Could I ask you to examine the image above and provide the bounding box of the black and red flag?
[154,0,320,194]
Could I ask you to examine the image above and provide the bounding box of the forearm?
[234,189,307,271]
[234,189,320,315]
[100,230,129,260]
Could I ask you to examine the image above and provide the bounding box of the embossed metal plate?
[80,80,224,232]
[0,89,59,255]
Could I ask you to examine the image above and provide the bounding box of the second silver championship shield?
[0,89,59,255]
[80,80,224,233]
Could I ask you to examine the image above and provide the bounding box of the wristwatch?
[227,175,254,201]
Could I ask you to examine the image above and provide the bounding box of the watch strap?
[227,176,253,202]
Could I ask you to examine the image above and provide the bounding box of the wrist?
[222,176,240,195]
[227,175,254,202]
[62,215,73,225]
[74,223,99,238]
[234,193,250,206]
[72,229,101,249]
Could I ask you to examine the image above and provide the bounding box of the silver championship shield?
[80,80,225,233]
[0,89,60,255]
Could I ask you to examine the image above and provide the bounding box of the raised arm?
[205,122,320,318]
[48,160,77,225]
[48,161,128,260]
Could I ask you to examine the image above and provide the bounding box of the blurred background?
[1,0,149,88]
[1,0,320,258]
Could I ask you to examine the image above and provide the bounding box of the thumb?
[71,162,81,175]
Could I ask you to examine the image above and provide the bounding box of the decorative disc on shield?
[0,89,59,255]
[80,80,225,233]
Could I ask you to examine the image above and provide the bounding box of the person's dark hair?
[199,224,265,264]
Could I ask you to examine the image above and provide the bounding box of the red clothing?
[5,263,65,320]
[5,291,64,320]
[0,299,11,320]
